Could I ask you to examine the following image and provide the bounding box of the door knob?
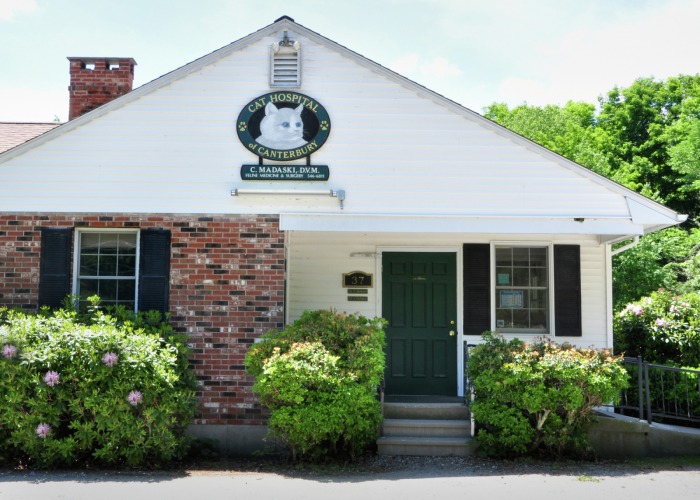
[449,330,456,336]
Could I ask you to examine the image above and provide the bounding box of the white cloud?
[0,0,38,21]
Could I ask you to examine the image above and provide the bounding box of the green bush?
[0,300,197,468]
[246,309,386,461]
[614,289,700,366]
[469,332,628,459]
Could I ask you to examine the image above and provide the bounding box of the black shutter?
[39,227,74,308]
[463,244,491,336]
[554,245,582,337]
[138,228,171,317]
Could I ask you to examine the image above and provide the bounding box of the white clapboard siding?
[0,25,643,227]
[287,231,610,348]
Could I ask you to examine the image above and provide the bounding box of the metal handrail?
[612,356,700,426]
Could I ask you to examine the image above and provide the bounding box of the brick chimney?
[67,57,137,120]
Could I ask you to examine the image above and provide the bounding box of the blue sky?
[1,0,699,122]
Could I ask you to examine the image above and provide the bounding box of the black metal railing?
[612,356,700,427]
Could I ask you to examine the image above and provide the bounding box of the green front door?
[382,252,457,396]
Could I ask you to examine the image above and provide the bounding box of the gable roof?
[0,122,60,154]
[0,16,686,240]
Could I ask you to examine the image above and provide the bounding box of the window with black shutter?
[38,227,171,316]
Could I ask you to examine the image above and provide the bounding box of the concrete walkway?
[2,465,700,500]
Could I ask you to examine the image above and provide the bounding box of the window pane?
[98,255,118,276]
[99,280,117,302]
[80,233,100,253]
[496,267,511,286]
[530,267,547,287]
[513,247,530,267]
[512,309,529,329]
[531,247,547,267]
[118,255,136,276]
[117,280,136,302]
[496,308,512,329]
[80,255,99,276]
[79,279,98,299]
[531,309,547,329]
[513,268,529,287]
[495,247,512,266]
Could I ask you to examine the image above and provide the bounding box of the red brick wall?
[0,213,285,425]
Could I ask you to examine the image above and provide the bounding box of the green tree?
[613,228,700,311]
[484,101,613,177]
[597,75,700,218]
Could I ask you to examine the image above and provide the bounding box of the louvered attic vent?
[270,32,301,88]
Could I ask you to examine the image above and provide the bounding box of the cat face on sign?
[256,102,307,149]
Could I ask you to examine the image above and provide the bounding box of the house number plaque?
[342,271,373,288]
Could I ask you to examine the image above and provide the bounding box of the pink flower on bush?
[127,390,143,406]
[102,352,119,367]
[36,423,51,438]
[622,303,644,316]
[43,370,60,387]
[655,318,667,328]
[2,344,18,359]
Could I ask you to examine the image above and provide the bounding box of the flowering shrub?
[246,309,386,461]
[614,289,700,366]
[469,332,628,458]
[0,302,197,468]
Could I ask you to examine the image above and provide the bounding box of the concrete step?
[377,436,477,456]
[383,402,470,421]
[382,418,471,438]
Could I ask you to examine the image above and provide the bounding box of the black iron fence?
[612,356,700,426]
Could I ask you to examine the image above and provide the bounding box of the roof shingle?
[0,122,61,154]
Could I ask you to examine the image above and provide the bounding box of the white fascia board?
[280,213,644,236]
[626,197,687,230]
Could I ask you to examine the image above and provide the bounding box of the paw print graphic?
[238,121,247,132]
[320,120,329,131]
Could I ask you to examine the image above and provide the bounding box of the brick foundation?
[0,213,285,425]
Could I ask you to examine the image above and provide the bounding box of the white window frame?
[72,228,141,312]
[490,241,554,335]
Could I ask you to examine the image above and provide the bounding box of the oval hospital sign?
[236,92,331,161]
